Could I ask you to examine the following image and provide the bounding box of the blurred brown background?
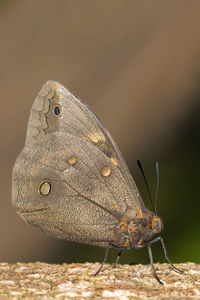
[1,0,200,265]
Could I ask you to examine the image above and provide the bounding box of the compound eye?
[152,217,163,233]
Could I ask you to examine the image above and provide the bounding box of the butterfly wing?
[12,81,145,247]
[26,81,145,211]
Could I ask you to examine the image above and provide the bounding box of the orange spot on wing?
[138,239,143,245]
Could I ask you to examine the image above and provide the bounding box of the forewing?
[25,81,145,213]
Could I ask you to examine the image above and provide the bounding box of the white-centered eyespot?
[39,181,52,196]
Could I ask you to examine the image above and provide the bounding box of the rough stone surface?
[0,262,199,299]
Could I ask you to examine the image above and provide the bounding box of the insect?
[12,80,182,284]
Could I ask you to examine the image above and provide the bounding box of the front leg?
[148,236,183,274]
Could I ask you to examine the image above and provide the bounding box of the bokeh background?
[1,0,200,266]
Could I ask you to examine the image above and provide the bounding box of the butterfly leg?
[149,236,183,274]
[94,244,111,275]
[147,243,163,284]
[113,251,122,268]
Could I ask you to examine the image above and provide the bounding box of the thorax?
[112,210,163,250]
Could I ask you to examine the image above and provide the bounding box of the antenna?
[154,161,159,215]
[137,160,154,211]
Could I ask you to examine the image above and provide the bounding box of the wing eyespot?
[54,105,61,116]
[39,181,52,196]
[101,166,112,177]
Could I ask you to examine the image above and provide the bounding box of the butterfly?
[12,80,182,284]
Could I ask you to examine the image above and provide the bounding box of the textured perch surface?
[0,262,199,299]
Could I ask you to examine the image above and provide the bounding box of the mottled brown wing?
[26,81,145,211]
[12,81,145,247]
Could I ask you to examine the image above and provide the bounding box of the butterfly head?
[151,215,163,234]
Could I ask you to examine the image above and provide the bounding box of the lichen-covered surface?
[0,262,199,299]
